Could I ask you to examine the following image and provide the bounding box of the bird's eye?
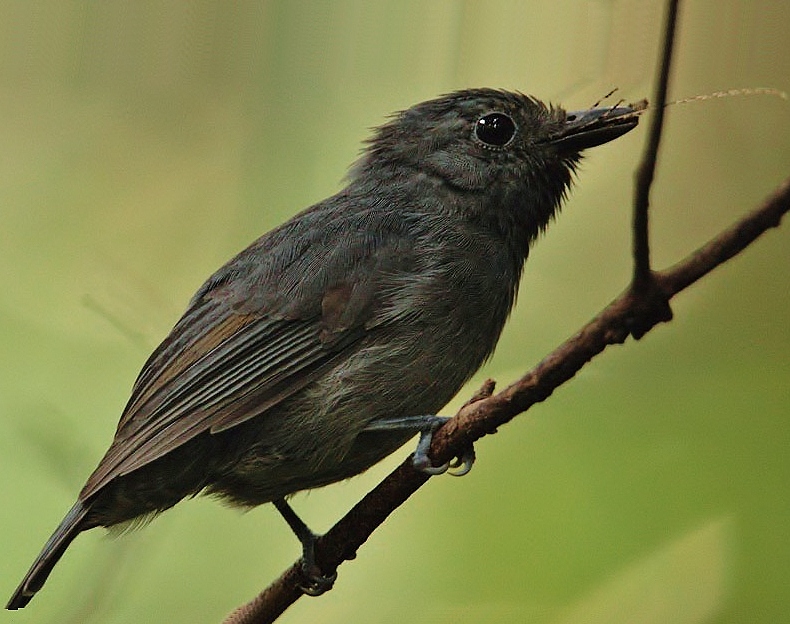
[475,112,516,146]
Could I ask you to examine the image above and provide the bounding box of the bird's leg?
[272,498,337,596]
[363,415,476,477]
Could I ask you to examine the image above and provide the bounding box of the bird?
[7,88,638,609]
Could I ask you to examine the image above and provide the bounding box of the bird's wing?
[81,207,414,499]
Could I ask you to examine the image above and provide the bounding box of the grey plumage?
[8,88,638,609]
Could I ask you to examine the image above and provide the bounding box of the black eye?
[475,112,516,146]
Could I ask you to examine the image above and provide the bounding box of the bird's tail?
[6,500,89,610]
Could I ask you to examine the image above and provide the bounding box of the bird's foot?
[412,417,476,476]
[363,415,476,477]
[273,498,336,596]
[298,549,337,596]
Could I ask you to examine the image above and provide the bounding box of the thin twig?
[632,0,680,287]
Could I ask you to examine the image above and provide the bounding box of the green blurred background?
[1,1,788,623]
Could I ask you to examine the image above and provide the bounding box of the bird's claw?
[415,458,450,475]
[448,446,476,477]
[412,420,475,477]
[298,561,337,596]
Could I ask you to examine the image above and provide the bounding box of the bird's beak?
[547,105,640,152]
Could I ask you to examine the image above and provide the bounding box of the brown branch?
[222,1,790,621]
[633,0,680,287]
[224,173,790,624]
[427,179,790,463]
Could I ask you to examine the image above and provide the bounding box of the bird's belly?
[210,327,486,505]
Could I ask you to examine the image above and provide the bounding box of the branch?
[632,0,680,286]
[222,1,790,621]
[224,174,790,624]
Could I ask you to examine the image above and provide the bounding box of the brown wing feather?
[79,207,414,502]
[81,293,364,500]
